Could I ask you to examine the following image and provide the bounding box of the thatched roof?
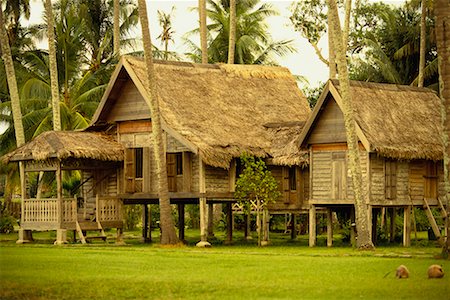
[300,79,444,161]
[92,56,311,168]
[3,131,124,163]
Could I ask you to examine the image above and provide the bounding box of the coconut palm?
[186,0,295,65]
[198,0,208,63]
[327,0,374,250]
[157,6,175,60]
[113,0,120,55]
[44,0,61,131]
[227,0,236,64]
[433,0,450,256]
[137,0,179,245]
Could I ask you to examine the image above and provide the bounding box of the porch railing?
[96,195,122,222]
[22,198,77,224]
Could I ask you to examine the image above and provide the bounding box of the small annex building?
[298,79,447,247]
[5,56,312,244]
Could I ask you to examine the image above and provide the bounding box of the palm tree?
[137,0,179,245]
[0,8,25,147]
[157,6,175,60]
[418,0,427,87]
[186,0,295,65]
[433,0,450,257]
[113,0,120,55]
[44,0,61,131]
[227,0,236,64]
[327,0,374,250]
[199,0,208,63]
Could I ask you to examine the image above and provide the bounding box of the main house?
[5,56,312,244]
[299,79,447,247]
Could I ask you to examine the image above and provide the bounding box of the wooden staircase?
[75,220,107,244]
[423,197,448,246]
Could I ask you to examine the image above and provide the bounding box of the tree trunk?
[418,0,427,87]
[113,0,120,55]
[44,0,61,131]
[199,0,208,64]
[227,0,236,64]
[327,8,336,79]
[137,0,178,245]
[434,0,450,257]
[342,0,352,51]
[0,8,25,146]
[327,0,374,250]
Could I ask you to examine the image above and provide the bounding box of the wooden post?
[309,205,316,247]
[245,213,252,240]
[17,162,32,244]
[207,203,214,237]
[54,163,67,245]
[367,205,372,243]
[291,213,297,240]
[261,209,269,246]
[327,208,333,247]
[350,206,356,247]
[403,205,411,247]
[142,204,150,243]
[196,158,211,247]
[372,208,379,246]
[225,202,233,244]
[178,203,185,241]
[389,208,396,243]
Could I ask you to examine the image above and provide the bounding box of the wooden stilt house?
[3,131,124,244]
[87,56,311,242]
[298,79,447,247]
[4,56,311,244]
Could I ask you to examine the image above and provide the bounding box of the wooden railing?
[23,198,77,224]
[96,196,122,222]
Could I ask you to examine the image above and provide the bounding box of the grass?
[0,230,449,299]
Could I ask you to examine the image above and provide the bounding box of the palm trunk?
[227,0,236,64]
[113,0,120,55]
[137,0,179,245]
[327,0,374,250]
[327,9,336,79]
[44,0,61,131]
[199,0,208,64]
[434,0,450,257]
[0,8,25,146]
[418,0,427,87]
[342,0,352,51]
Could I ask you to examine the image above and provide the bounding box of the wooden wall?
[205,165,230,193]
[106,81,150,122]
[307,97,347,144]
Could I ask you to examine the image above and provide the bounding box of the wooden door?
[385,160,397,200]
[167,153,177,192]
[331,152,347,200]
[424,161,438,198]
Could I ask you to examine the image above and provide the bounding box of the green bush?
[0,203,17,234]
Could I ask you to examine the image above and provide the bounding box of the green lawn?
[0,230,449,299]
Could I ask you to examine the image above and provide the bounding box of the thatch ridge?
[119,56,311,168]
[3,131,124,163]
[331,79,444,160]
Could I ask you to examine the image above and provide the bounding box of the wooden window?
[424,161,438,198]
[167,153,177,192]
[385,160,397,200]
[331,152,347,200]
[289,167,297,191]
[135,148,143,178]
[282,167,290,203]
[176,153,183,175]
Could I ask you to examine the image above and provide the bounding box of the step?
[78,222,102,231]
[85,235,107,242]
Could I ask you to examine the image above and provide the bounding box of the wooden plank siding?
[205,165,230,193]
[106,81,150,122]
[307,97,347,144]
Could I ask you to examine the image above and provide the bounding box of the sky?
[23,0,407,89]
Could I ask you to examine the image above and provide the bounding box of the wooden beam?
[309,205,316,247]
[403,205,411,247]
[423,198,444,245]
[178,204,185,241]
[226,202,233,244]
[327,208,333,247]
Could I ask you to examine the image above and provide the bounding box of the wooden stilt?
[291,213,297,240]
[207,203,214,238]
[178,203,185,241]
[372,208,379,246]
[403,205,411,247]
[245,213,252,240]
[116,227,125,245]
[389,208,396,243]
[142,204,150,242]
[327,208,333,247]
[196,158,211,247]
[309,205,316,247]
[225,202,233,244]
[350,206,356,247]
[261,209,269,246]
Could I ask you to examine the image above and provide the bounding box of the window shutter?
[125,148,135,193]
